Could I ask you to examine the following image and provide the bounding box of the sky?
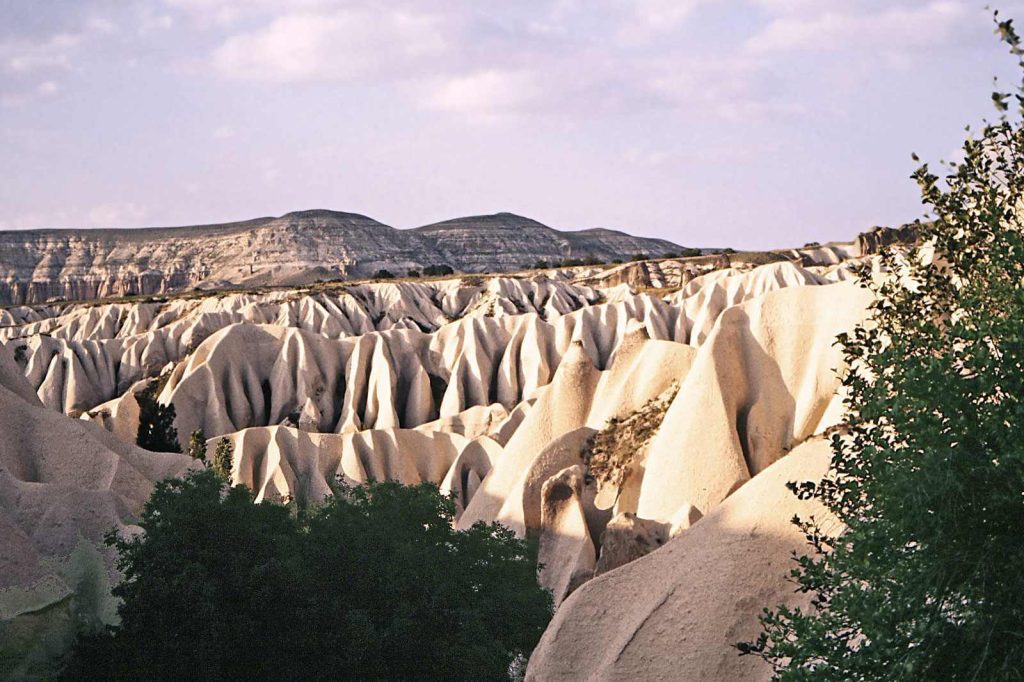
[1,0,1022,249]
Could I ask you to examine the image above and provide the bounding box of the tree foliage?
[212,437,233,481]
[187,429,207,461]
[63,470,552,680]
[741,14,1024,680]
[135,379,180,453]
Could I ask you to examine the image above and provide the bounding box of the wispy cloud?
[211,9,448,83]
[427,70,543,117]
[746,1,968,54]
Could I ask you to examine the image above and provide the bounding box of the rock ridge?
[0,210,687,305]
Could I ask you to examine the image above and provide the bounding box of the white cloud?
[746,1,968,54]
[617,0,709,42]
[427,70,543,116]
[623,146,673,167]
[4,33,79,74]
[35,80,59,96]
[165,0,335,26]
[211,9,447,82]
[644,55,803,121]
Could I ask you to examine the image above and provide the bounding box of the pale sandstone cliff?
[0,250,879,679]
[0,209,687,304]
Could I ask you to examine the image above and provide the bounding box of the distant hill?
[0,209,689,304]
[413,212,684,272]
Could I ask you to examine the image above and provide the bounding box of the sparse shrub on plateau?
[60,470,552,680]
[741,13,1024,680]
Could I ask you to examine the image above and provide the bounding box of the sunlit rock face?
[1,240,890,679]
[0,209,688,304]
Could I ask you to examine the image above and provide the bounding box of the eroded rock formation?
[0,210,688,304]
[0,244,882,678]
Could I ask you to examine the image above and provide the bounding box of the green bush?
[187,429,207,462]
[212,437,233,481]
[741,13,1024,679]
[62,470,552,680]
[135,380,180,453]
[373,269,396,280]
[422,264,455,277]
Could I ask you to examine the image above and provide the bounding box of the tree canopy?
[741,13,1024,680]
[63,470,552,680]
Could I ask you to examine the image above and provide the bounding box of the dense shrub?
[373,269,396,280]
[422,264,455,277]
[135,380,180,453]
[212,437,233,481]
[187,429,206,461]
[62,471,552,680]
[742,14,1024,679]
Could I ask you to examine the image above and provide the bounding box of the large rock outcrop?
[0,251,884,679]
[525,438,837,681]
[0,340,191,678]
[0,210,687,304]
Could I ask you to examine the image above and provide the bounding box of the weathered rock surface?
[525,438,837,681]
[0,249,886,679]
[0,340,191,677]
[414,213,683,272]
[0,209,687,304]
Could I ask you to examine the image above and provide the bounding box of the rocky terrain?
[0,210,687,305]
[0,227,913,678]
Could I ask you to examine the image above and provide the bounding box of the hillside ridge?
[0,210,688,305]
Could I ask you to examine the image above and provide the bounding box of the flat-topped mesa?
[0,210,688,305]
[0,211,431,305]
[413,212,683,272]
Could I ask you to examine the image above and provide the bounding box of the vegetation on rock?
[212,437,233,481]
[187,429,206,461]
[135,379,180,453]
[422,264,455,277]
[583,384,678,490]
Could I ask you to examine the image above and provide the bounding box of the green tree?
[135,379,180,453]
[62,471,552,680]
[187,429,207,462]
[212,437,233,481]
[741,14,1024,680]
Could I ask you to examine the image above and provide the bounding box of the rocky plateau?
[0,210,687,305]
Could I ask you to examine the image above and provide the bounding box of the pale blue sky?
[0,0,1020,248]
